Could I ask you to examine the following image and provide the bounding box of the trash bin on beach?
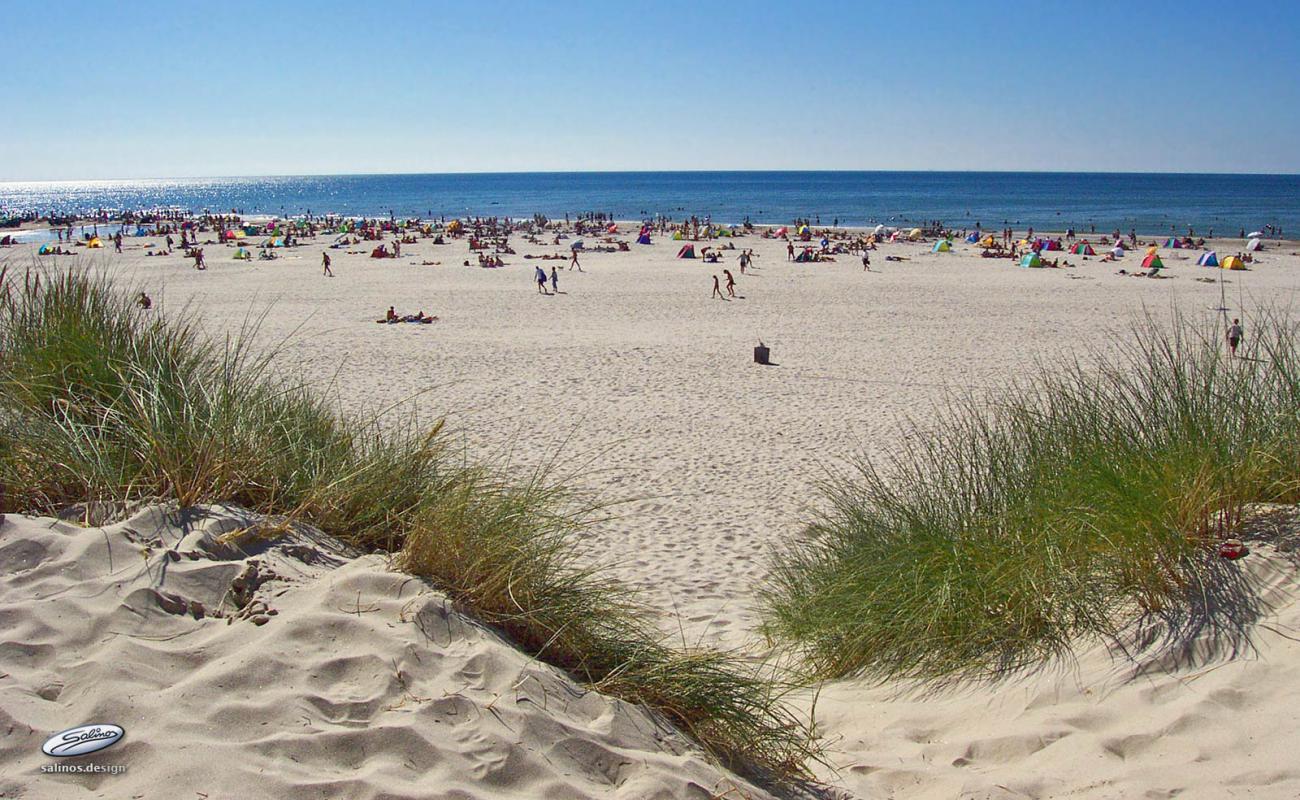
[754,342,770,365]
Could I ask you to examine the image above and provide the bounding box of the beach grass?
[761,308,1300,682]
[0,265,819,786]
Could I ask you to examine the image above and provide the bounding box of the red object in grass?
[1218,539,1247,560]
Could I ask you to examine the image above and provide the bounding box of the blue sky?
[2,0,1297,179]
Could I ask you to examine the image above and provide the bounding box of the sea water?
[2,171,1297,235]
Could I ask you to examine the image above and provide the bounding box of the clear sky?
[2,0,1297,180]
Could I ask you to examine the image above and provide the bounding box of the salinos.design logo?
[41,724,125,758]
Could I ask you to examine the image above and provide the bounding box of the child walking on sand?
[712,275,726,300]
[1228,318,1244,357]
[322,252,333,277]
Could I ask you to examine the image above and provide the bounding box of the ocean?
[2,171,1298,236]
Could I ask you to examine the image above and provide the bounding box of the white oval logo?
[41,724,124,757]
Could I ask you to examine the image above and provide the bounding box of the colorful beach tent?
[86,237,103,248]
[965,232,980,243]
[1069,243,1096,255]
[570,239,584,251]
[1020,253,1043,268]
[1221,256,1246,270]
[1111,246,1125,258]
[981,235,996,247]
[38,243,54,254]
[773,226,788,237]
[1164,238,1183,249]
[1142,253,1164,269]
[907,228,922,241]
[636,233,651,245]
[1197,251,1220,267]
[1247,238,1262,251]
[677,245,696,259]
[932,240,952,252]
[233,247,251,260]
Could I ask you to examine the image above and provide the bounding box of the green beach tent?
[1020,252,1043,268]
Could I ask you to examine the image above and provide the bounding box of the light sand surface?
[0,505,774,800]
[5,229,1300,798]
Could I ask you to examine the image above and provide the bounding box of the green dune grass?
[0,265,819,787]
[762,309,1300,681]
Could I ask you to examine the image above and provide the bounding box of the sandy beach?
[4,225,1300,799]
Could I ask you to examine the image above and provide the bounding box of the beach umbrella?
[1247,237,1262,251]
[1222,256,1246,270]
[1247,231,1263,238]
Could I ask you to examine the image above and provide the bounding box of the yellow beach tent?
[86,237,103,248]
[1221,256,1246,270]
[907,228,922,241]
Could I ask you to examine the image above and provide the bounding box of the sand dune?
[0,505,773,799]
[807,511,1300,799]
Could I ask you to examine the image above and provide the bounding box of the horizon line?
[5,167,1300,184]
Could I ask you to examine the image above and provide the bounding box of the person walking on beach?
[193,248,206,270]
[550,265,559,294]
[322,252,333,277]
[862,251,872,271]
[712,274,726,300]
[535,265,549,294]
[569,249,583,271]
[723,269,737,298]
[739,250,749,274]
[787,241,795,261]
[1228,318,1244,357]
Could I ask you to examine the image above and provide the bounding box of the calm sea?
[2,172,1298,235]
